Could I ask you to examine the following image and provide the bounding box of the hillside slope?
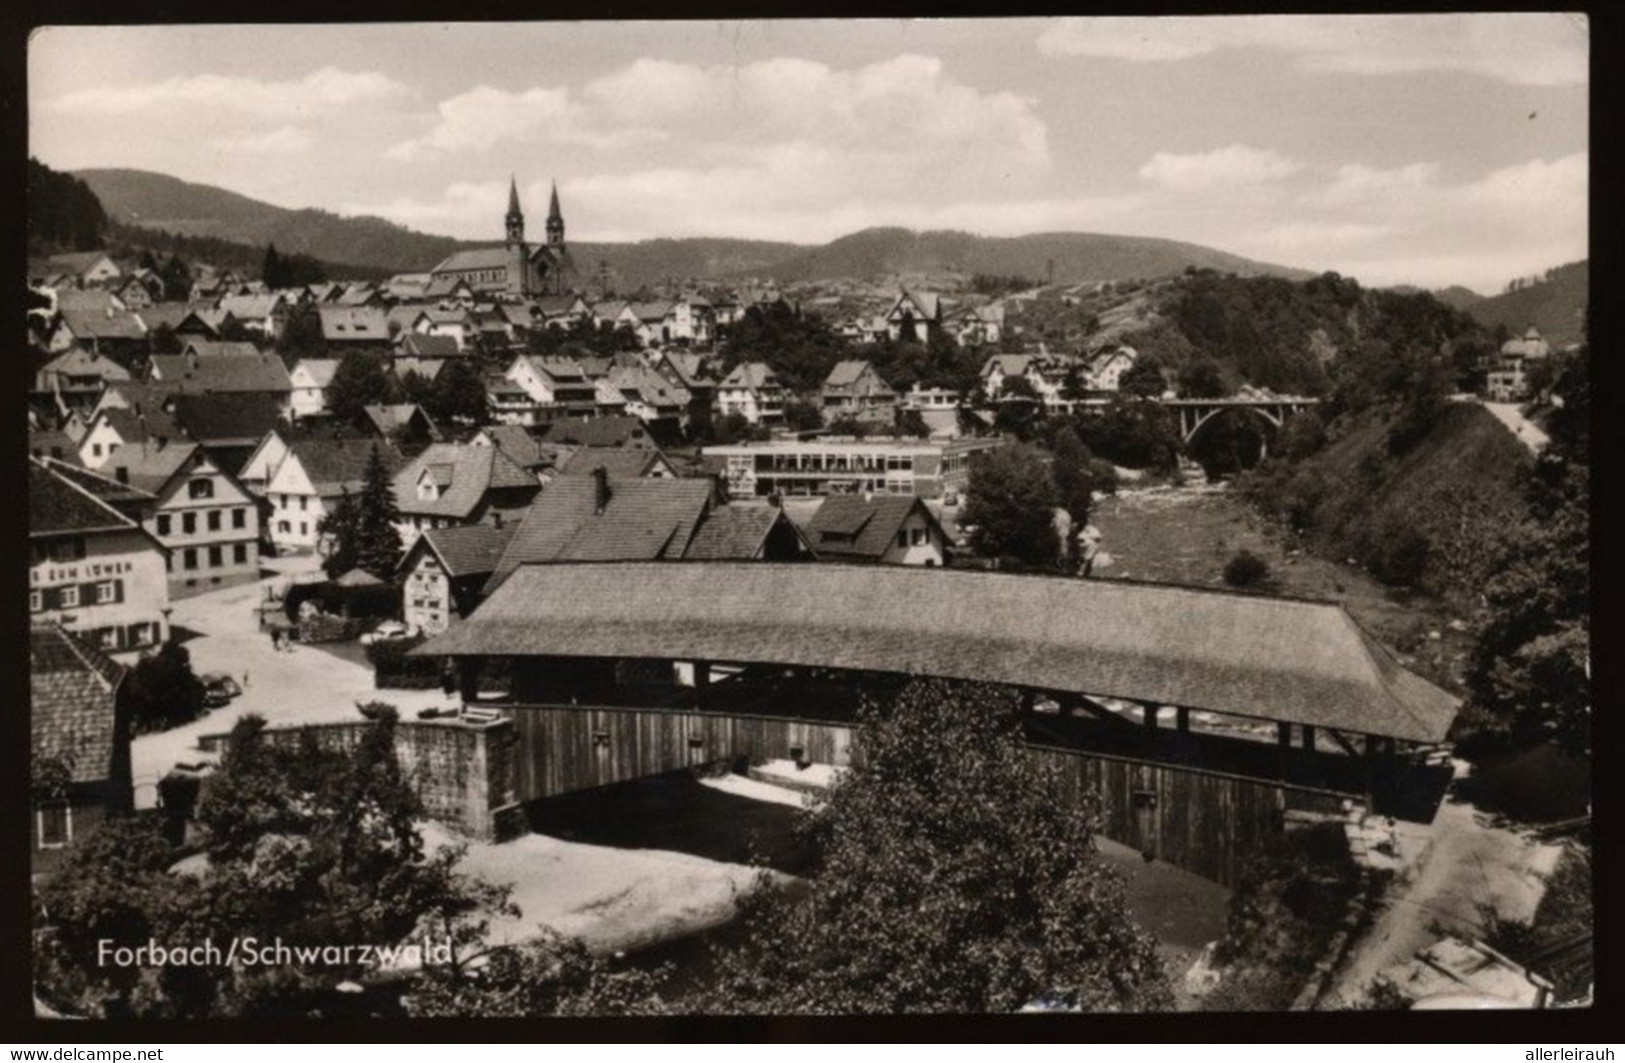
[1466,261,1587,347]
[77,168,1312,288]
[1244,402,1533,605]
[759,227,1313,285]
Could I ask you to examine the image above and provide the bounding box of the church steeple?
[546,180,564,247]
[505,174,524,246]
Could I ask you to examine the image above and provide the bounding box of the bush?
[297,613,365,644]
[1223,550,1270,588]
[1367,522,1430,588]
[369,636,444,690]
[125,643,207,734]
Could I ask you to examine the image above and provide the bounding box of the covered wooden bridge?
[415,562,1458,886]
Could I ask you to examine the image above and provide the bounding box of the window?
[189,478,214,500]
[182,512,196,535]
[232,508,246,529]
[48,538,86,563]
[896,530,908,549]
[183,548,197,571]
[299,496,308,512]
[29,590,41,613]
[299,522,308,537]
[277,521,290,534]
[207,510,221,532]
[208,545,223,568]
[912,528,927,546]
[233,543,247,565]
[37,803,71,849]
[101,628,118,649]
[157,514,172,536]
[92,443,103,457]
[60,586,79,608]
[96,582,115,604]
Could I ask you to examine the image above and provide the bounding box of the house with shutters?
[607,364,692,424]
[653,351,721,413]
[821,360,898,426]
[804,494,950,566]
[29,459,170,661]
[717,362,786,426]
[391,442,540,549]
[946,303,1005,348]
[217,292,291,340]
[260,438,402,554]
[104,440,262,598]
[30,622,134,873]
[397,523,518,635]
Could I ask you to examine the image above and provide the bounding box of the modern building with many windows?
[702,437,1002,499]
[29,459,170,662]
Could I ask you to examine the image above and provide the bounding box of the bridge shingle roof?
[420,562,1458,743]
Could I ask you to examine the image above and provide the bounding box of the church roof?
[432,248,513,275]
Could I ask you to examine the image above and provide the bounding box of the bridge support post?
[1301,725,1316,752]
[457,656,483,705]
[1176,707,1190,732]
[693,660,711,709]
[1143,704,1159,730]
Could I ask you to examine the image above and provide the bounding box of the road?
[131,558,450,809]
[1451,394,1549,455]
[1321,788,1563,1006]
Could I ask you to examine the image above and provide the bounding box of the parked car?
[201,673,242,708]
[359,620,416,647]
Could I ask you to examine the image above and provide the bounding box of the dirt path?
[1322,789,1563,1007]
[1452,395,1549,455]
[131,559,448,808]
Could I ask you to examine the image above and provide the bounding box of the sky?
[28,16,1589,293]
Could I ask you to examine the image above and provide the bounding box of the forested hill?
[1115,270,1489,399]
[28,158,109,254]
[1464,261,1588,347]
[757,227,1314,285]
[75,168,1313,287]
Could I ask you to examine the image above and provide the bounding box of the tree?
[1117,355,1167,399]
[1464,352,1589,755]
[895,408,931,439]
[329,351,393,426]
[407,930,669,1017]
[316,489,360,579]
[261,244,286,290]
[160,255,193,302]
[34,712,512,1018]
[783,398,823,433]
[1279,410,1327,462]
[354,446,403,579]
[1177,358,1227,399]
[962,443,1061,569]
[695,678,1171,1014]
[1051,425,1097,527]
[277,307,328,363]
[1223,550,1270,588]
[124,642,206,734]
[429,359,489,425]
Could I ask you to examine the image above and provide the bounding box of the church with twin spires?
[427,177,577,299]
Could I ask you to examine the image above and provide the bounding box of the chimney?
[492,511,504,529]
[592,465,611,514]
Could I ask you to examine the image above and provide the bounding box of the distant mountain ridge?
[1464,260,1588,348]
[77,167,1314,288]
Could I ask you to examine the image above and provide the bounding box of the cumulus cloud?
[1242,152,1587,290]
[49,66,409,118]
[386,53,1049,195]
[214,125,314,156]
[1037,14,1587,87]
[1301,162,1441,207]
[1139,145,1302,190]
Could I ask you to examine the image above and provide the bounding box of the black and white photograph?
[19,12,1595,1032]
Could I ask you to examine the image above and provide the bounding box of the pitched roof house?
[30,623,132,872]
[392,442,541,547]
[717,362,786,425]
[397,523,519,635]
[822,360,898,423]
[804,494,950,565]
[317,306,391,345]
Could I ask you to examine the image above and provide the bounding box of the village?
[24,15,1591,1028]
